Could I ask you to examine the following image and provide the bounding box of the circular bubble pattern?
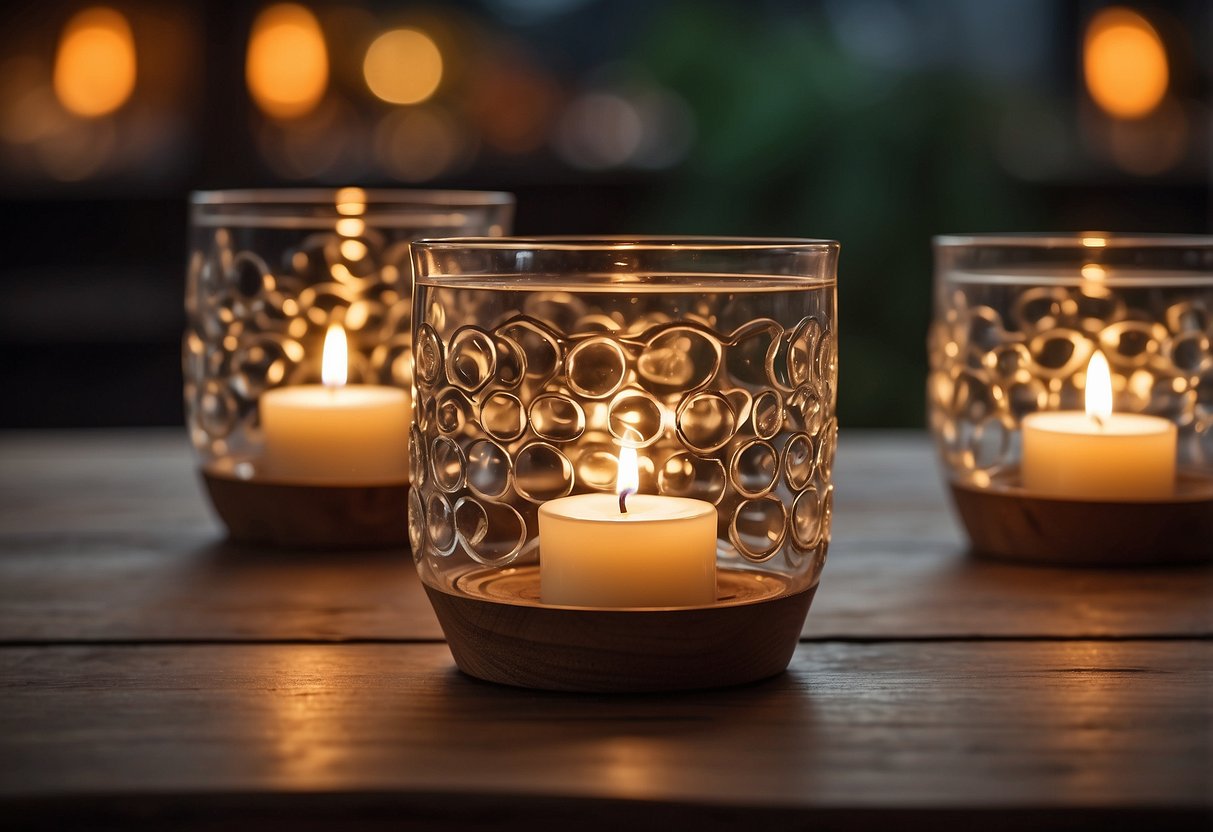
[530,394,587,441]
[607,390,665,447]
[185,220,492,471]
[930,285,1213,480]
[411,295,838,580]
[566,336,628,399]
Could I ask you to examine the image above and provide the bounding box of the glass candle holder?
[930,234,1213,565]
[185,189,514,548]
[410,237,840,691]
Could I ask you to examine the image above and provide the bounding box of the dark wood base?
[424,566,817,692]
[202,470,409,549]
[950,478,1213,567]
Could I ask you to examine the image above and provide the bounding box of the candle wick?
[618,488,633,514]
[1092,414,1105,429]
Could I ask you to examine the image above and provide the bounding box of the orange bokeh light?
[53,7,137,118]
[246,3,329,120]
[1083,8,1168,120]
[363,28,443,106]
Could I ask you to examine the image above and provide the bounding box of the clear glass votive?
[409,237,839,691]
[930,233,1213,565]
[184,188,514,548]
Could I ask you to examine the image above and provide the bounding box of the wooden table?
[1,430,1209,830]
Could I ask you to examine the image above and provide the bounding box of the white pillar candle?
[259,324,409,484]
[538,447,717,608]
[1021,351,1176,500]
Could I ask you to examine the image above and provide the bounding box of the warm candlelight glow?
[616,445,639,512]
[322,324,348,388]
[363,28,443,106]
[53,7,137,118]
[1084,7,1168,120]
[246,3,329,120]
[1085,351,1112,422]
[339,239,368,261]
[540,439,717,605]
[335,187,366,216]
[335,217,365,237]
[1022,346,1176,499]
[260,319,408,483]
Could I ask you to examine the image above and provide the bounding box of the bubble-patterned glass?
[186,189,513,476]
[410,238,840,608]
[184,189,513,546]
[930,234,1213,564]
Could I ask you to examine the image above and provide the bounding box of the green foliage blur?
[634,2,1040,427]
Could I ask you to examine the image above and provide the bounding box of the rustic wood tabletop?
[1,430,1209,830]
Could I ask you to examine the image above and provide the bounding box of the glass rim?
[933,232,1213,248]
[412,236,839,290]
[190,188,515,208]
[412,235,840,252]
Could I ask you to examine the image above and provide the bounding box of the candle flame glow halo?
[616,445,640,498]
[1085,350,1113,421]
[322,323,348,388]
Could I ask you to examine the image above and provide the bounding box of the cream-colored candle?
[260,324,409,484]
[538,447,717,607]
[1021,351,1176,500]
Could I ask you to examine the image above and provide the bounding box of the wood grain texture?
[806,539,1213,640]
[0,431,950,540]
[951,481,1213,566]
[426,579,815,691]
[1,430,1210,643]
[0,642,1208,811]
[1,430,1210,827]
[0,430,213,536]
[204,471,410,549]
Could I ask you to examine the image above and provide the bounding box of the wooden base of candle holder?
[950,475,1213,567]
[423,566,817,692]
[202,469,409,549]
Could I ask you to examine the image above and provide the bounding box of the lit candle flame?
[322,323,348,389]
[1085,350,1113,425]
[616,445,639,514]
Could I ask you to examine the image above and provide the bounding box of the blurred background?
[0,0,1208,429]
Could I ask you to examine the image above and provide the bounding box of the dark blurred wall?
[0,0,1209,428]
